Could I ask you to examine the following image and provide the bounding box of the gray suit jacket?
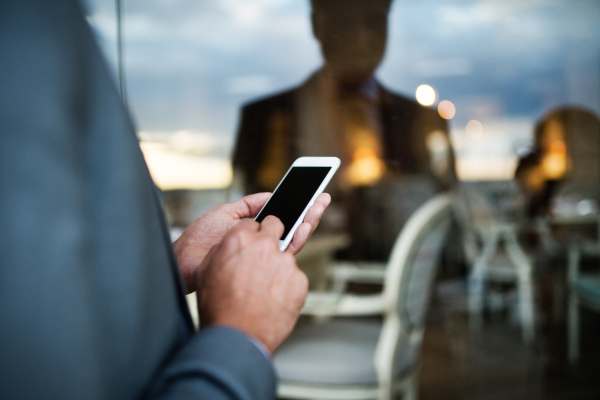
[0,1,275,399]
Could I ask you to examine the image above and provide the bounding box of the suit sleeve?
[145,327,277,400]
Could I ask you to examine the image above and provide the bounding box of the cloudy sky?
[84,0,600,174]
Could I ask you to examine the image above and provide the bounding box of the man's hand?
[197,216,308,354]
[173,192,331,293]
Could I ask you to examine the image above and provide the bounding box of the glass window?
[82,2,600,396]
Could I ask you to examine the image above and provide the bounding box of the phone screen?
[255,166,332,239]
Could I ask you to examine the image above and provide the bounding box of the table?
[546,213,600,363]
[295,232,350,291]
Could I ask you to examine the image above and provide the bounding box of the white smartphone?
[255,157,340,251]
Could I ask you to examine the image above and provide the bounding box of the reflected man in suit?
[233,0,455,260]
[515,107,600,217]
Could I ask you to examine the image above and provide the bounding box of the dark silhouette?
[233,0,455,260]
[516,107,600,217]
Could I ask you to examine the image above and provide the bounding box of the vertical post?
[567,246,581,364]
[116,0,127,107]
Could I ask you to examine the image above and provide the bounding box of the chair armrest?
[301,291,387,316]
[330,262,387,281]
[328,262,387,294]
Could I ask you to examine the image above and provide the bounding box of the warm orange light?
[455,157,518,181]
[542,154,567,179]
[354,147,376,160]
[549,140,566,155]
[345,147,385,187]
[542,140,568,179]
[466,120,483,139]
[438,100,456,119]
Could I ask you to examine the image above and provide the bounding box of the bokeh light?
[542,140,568,179]
[416,85,436,106]
[466,120,484,139]
[345,147,385,187]
[438,100,456,119]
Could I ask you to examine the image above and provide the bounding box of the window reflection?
[232,0,454,261]
[83,0,600,398]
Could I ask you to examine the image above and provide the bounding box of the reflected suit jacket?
[0,1,275,399]
[233,74,454,195]
[233,73,455,260]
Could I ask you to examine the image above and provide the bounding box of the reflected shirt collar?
[318,70,379,103]
[337,77,379,102]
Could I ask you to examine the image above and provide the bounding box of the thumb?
[225,193,272,219]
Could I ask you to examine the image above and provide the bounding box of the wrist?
[202,322,273,356]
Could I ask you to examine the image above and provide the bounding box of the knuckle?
[226,229,248,249]
[257,235,272,246]
[230,228,246,241]
[247,221,260,232]
[257,235,277,252]
[242,219,259,228]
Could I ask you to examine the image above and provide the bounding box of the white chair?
[273,194,453,400]
[456,181,535,343]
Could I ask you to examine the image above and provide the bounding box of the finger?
[304,193,330,224]
[286,194,330,255]
[285,222,311,255]
[303,202,325,228]
[314,193,332,209]
[225,193,272,219]
[302,200,328,234]
[259,215,285,241]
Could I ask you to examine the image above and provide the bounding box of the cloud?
[84,0,600,158]
[226,75,277,94]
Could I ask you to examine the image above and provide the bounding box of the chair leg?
[390,375,418,400]
[505,231,535,344]
[517,276,535,344]
[568,292,580,364]
[567,247,581,365]
[469,254,489,330]
[468,272,485,330]
[404,374,418,400]
[378,382,392,400]
[469,231,499,331]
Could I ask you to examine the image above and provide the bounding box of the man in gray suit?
[0,1,329,399]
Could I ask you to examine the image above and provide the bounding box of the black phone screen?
[255,166,331,239]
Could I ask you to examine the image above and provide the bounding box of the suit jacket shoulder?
[233,87,299,192]
[378,84,455,185]
[379,85,447,131]
[240,87,297,115]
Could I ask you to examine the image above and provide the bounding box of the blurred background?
[82,0,600,399]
